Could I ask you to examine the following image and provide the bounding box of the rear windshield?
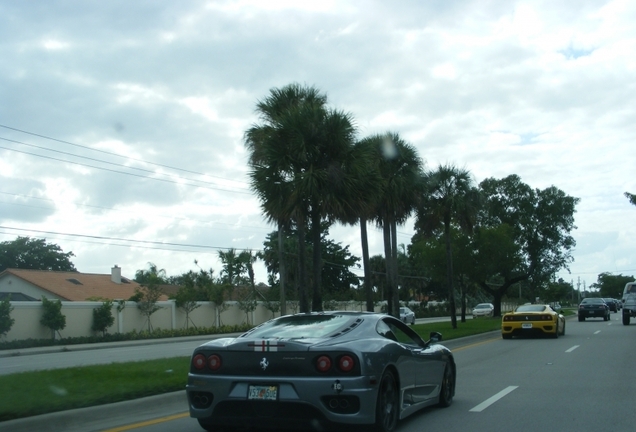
[246,314,358,339]
[515,305,546,312]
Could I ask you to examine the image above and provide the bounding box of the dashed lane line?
[469,386,518,412]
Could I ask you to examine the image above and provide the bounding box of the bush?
[0,323,253,351]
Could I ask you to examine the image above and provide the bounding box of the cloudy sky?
[1,0,634,291]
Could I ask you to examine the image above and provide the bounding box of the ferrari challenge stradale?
[186,311,456,432]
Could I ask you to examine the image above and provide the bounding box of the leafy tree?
[589,273,635,298]
[371,133,423,318]
[0,236,76,272]
[92,300,115,336]
[173,271,204,329]
[0,296,15,338]
[40,296,66,339]
[625,192,636,206]
[132,263,166,331]
[473,175,579,316]
[543,278,573,304]
[237,292,258,325]
[415,164,480,328]
[209,284,230,326]
[218,249,248,286]
[245,83,328,313]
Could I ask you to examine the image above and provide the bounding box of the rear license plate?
[248,385,278,401]
[522,323,533,329]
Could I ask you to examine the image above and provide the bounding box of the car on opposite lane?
[578,298,610,321]
[399,306,416,324]
[472,303,495,318]
[501,304,566,339]
[186,311,456,432]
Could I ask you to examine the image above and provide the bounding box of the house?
[0,265,167,302]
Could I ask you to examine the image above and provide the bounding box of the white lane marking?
[469,386,518,412]
[566,345,579,353]
[594,330,601,334]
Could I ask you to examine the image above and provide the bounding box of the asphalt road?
[5,314,635,431]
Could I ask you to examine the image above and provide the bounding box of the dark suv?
[603,298,618,312]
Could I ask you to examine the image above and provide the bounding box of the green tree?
[372,133,423,318]
[132,263,166,331]
[625,192,636,206]
[218,249,248,286]
[0,296,15,338]
[590,273,635,298]
[474,175,579,315]
[40,296,66,339]
[0,236,76,272]
[173,273,202,329]
[245,83,328,313]
[91,300,115,336]
[415,164,480,329]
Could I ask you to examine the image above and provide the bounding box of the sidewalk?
[0,333,235,358]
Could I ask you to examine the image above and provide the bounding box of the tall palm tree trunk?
[444,218,457,329]
[382,221,394,317]
[360,217,374,312]
[278,221,286,316]
[296,214,309,313]
[390,219,400,317]
[311,207,323,311]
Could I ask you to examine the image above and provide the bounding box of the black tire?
[623,314,630,325]
[552,324,559,338]
[374,370,399,432]
[197,419,214,431]
[578,316,585,322]
[438,364,454,407]
[502,333,512,339]
[561,321,566,336]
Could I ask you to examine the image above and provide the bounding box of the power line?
[0,124,249,187]
[0,136,251,192]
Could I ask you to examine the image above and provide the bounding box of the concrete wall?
[1,300,373,342]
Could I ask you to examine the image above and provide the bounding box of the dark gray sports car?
[186,311,456,432]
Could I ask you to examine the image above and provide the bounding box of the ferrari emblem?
[260,357,269,370]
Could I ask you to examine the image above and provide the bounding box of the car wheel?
[374,370,399,432]
[578,316,585,322]
[438,364,454,408]
[623,314,631,325]
[552,324,559,338]
[502,333,512,339]
[561,321,566,336]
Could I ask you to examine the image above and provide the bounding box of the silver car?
[187,311,456,432]
[472,303,495,318]
[399,306,416,324]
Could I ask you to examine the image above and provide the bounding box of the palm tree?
[245,83,327,313]
[371,133,424,318]
[415,164,480,329]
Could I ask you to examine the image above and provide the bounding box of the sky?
[1,0,635,292]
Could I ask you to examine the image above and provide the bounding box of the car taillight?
[316,355,332,372]
[542,315,551,320]
[338,355,355,372]
[208,354,222,371]
[192,354,206,370]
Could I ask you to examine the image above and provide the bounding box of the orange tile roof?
[1,268,168,301]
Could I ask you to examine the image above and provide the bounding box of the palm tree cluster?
[244,83,475,318]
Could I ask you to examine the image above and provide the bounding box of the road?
[5,314,636,431]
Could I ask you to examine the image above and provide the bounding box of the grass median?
[0,316,504,422]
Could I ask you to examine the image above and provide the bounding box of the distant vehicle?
[399,306,416,324]
[602,298,618,312]
[621,282,636,325]
[472,303,494,318]
[501,304,565,339]
[186,311,456,432]
[578,298,610,321]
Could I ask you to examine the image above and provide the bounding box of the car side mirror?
[429,331,443,343]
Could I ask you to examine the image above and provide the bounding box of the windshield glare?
[247,315,356,339]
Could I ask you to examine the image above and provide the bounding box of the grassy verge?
[0,357,190,422]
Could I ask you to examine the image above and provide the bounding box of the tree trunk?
[390,219,400,318]
[296,213,309,313]
[360,217,374,312]
[445,219,457,329]
[278,222,286,316]
[382,222,393,316]
[311,207,323,311]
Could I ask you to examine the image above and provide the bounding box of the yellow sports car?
[501,304,566,339]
